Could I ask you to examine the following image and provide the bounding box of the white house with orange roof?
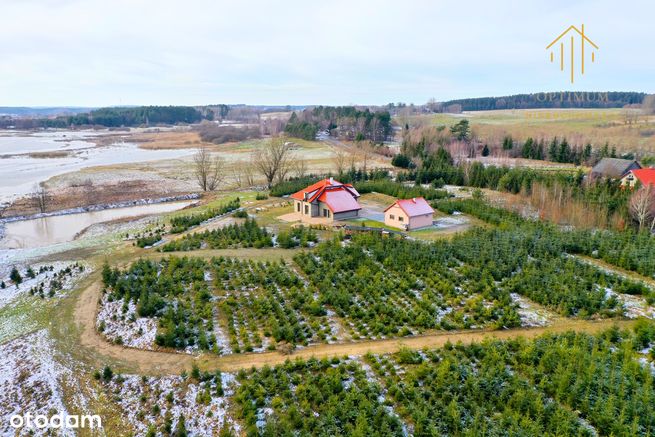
[290,178,361,222]
[384,197,434,230]
[620,168,655,188]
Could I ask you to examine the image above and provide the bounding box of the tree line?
[438,91,646,111]
[0,106,207,128]
[394,146,632,228]
[435,197,655,282]
[284,106,392,141]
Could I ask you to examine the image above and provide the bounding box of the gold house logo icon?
[547,24,598,84]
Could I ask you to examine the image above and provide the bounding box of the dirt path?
[75,274,636,375]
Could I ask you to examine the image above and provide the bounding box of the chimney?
[329,177,334,184]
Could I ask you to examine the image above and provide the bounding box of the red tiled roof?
[290,178,360,203]
[384,197,434,217]
[630,168,655,185]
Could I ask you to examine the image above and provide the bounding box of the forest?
[169,198,241,233]
[395,146,631,227]
[101,257,218,352]
[439,91,646,111]
[270,176,448,202]
[212,257,332,351]
[232,323,655,436]
[12,105,208,128]
[284,106,392,141]
[436,198,655,281]
[296,229,641,326]
[99,204,651,354]
[161,218,273,251]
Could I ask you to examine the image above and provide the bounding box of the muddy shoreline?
[0,193,200,225]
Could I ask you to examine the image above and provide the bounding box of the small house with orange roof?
[621,168,655,188]
[384,197,434,230]
[290,178,361,222]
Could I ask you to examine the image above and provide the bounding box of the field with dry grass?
[404,109,655,155]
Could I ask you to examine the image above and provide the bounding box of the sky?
[1,0,653,106]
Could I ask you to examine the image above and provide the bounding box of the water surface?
[1,201,191,249]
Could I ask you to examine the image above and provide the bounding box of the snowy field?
[104,372,240,435]
[0,330,90,437]
[96,295,158,350]
[0,261,89,309]
[0,129,195,203]
[510,293,553,327]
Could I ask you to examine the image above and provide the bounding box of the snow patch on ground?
[213,308,233,355]
[0,261,89,309]
[604,288,655,319]
[96,295,158,349]
[106,372,240,436]
[510,293,552,327]
[433,216,468,229]
[0,330,87,436]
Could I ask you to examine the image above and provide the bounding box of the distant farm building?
[384,197,434,231]
[621,168,655,188]
[291,178,361,222]
[590,158,641,179]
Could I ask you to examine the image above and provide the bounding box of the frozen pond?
[0,129,106,155]
[0,201,191,249]
[0,130,195,203]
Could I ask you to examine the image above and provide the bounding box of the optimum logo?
[546,24,599,84]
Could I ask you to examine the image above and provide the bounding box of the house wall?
[318,202,333,220]
[295,200,320,217]
[408,213,434,230]
[621,172,638,188]
[333,209,359,220]
[384,205,409,229]
[385,205,433,230]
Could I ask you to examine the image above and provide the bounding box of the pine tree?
[10,267,22,285]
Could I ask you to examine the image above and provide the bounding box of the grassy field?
[404,109,655,155]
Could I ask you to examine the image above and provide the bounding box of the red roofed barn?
[291,178,361,222]
[384,197,434,230]
[621,168,655,188]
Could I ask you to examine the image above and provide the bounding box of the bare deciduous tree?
[357,142,374,174]
[333,150,348,176]
[252,137,292,188]
[194,146,225,191]
[630,184,655,232]
[293,158,308,179]
[31,184,49,213]
[233,160,257,188]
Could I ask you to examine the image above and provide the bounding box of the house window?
[398,216,404,222]
[304,205,309,215]
[296,202,301,212]
[390,214,395,220]
[323,209,329,217]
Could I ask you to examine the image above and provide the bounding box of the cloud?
[0,0,653,106]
